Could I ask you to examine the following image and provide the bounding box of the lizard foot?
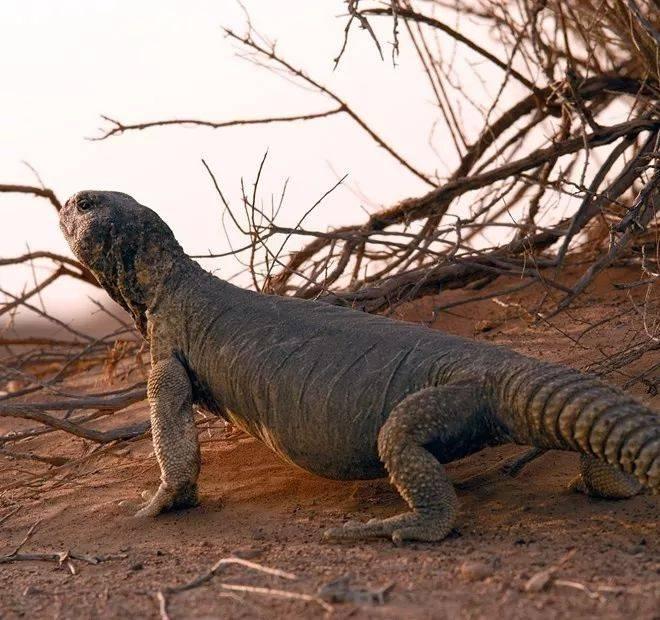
[571,455,642,499]
[120,483,199,517]
[323,512,453,545]
[568,472,641,499]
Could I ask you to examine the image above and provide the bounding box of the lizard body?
[60,190,659,543]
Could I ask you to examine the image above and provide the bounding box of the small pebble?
[231,546,263,559]
[459,561,493,582]
[23,586,41,597]
[474,320,495,334]
[6,380,23,393]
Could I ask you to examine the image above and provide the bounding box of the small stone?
[459,561,493,582]
[231,546,263,560]
[6,380,23,393]
[23,585,41,597]
[474,320,495,334]
[130,562,144,571]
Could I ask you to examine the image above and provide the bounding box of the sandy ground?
[0,266,658,619]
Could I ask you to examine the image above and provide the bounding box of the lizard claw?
[117,499,141,513]
[118,489,158,515]
[323,520,386,542]
[323,512,453,544]
[134,492,170,518]
[140,489,155,501]
[568,475,587,495]
[119,484,199,518]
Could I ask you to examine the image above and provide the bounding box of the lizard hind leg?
[569,454,642,499]
[324,384,485,545]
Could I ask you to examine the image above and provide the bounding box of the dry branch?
[2,0,659,484]
[0,383,148,443]
[94,107,345,140]
[0,184,62,211]
[88,3,660,321]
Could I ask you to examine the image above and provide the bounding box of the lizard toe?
[323,513,444,543]
[568,474,587,494]
[117,499,141,514]
[140,489,155,501]
[134,501,167,519]
[390,523,453,544]
[323,519,389,542]
[118,488,158,514]
[131,482,199,518]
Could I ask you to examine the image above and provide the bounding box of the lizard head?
[60,190,185,335]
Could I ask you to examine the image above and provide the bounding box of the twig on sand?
[0,506,20,526]
[0,518,125,574]
[215,583,333,610]
[168,556,297,592]
[156,590,171,620]
[157,556,333,617]
[524,549,659,600]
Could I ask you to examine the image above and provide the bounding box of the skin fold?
[59,190,659,544]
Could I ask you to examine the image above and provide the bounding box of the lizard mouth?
[59,196,80,239]
[59,216,74,239]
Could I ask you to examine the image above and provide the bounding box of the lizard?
[59,190,660,544]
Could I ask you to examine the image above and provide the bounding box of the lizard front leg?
[133,357,201,517]
[325,384,484,545]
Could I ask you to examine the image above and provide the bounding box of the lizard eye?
[76,197,93,213]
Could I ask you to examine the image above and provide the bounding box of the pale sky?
[0,1,516,331]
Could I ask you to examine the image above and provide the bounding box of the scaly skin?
[60,190,659,544]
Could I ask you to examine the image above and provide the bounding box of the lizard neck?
[137,254,208,338]
[103,238,199,338]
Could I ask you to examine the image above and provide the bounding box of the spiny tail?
[495,361,660,492]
